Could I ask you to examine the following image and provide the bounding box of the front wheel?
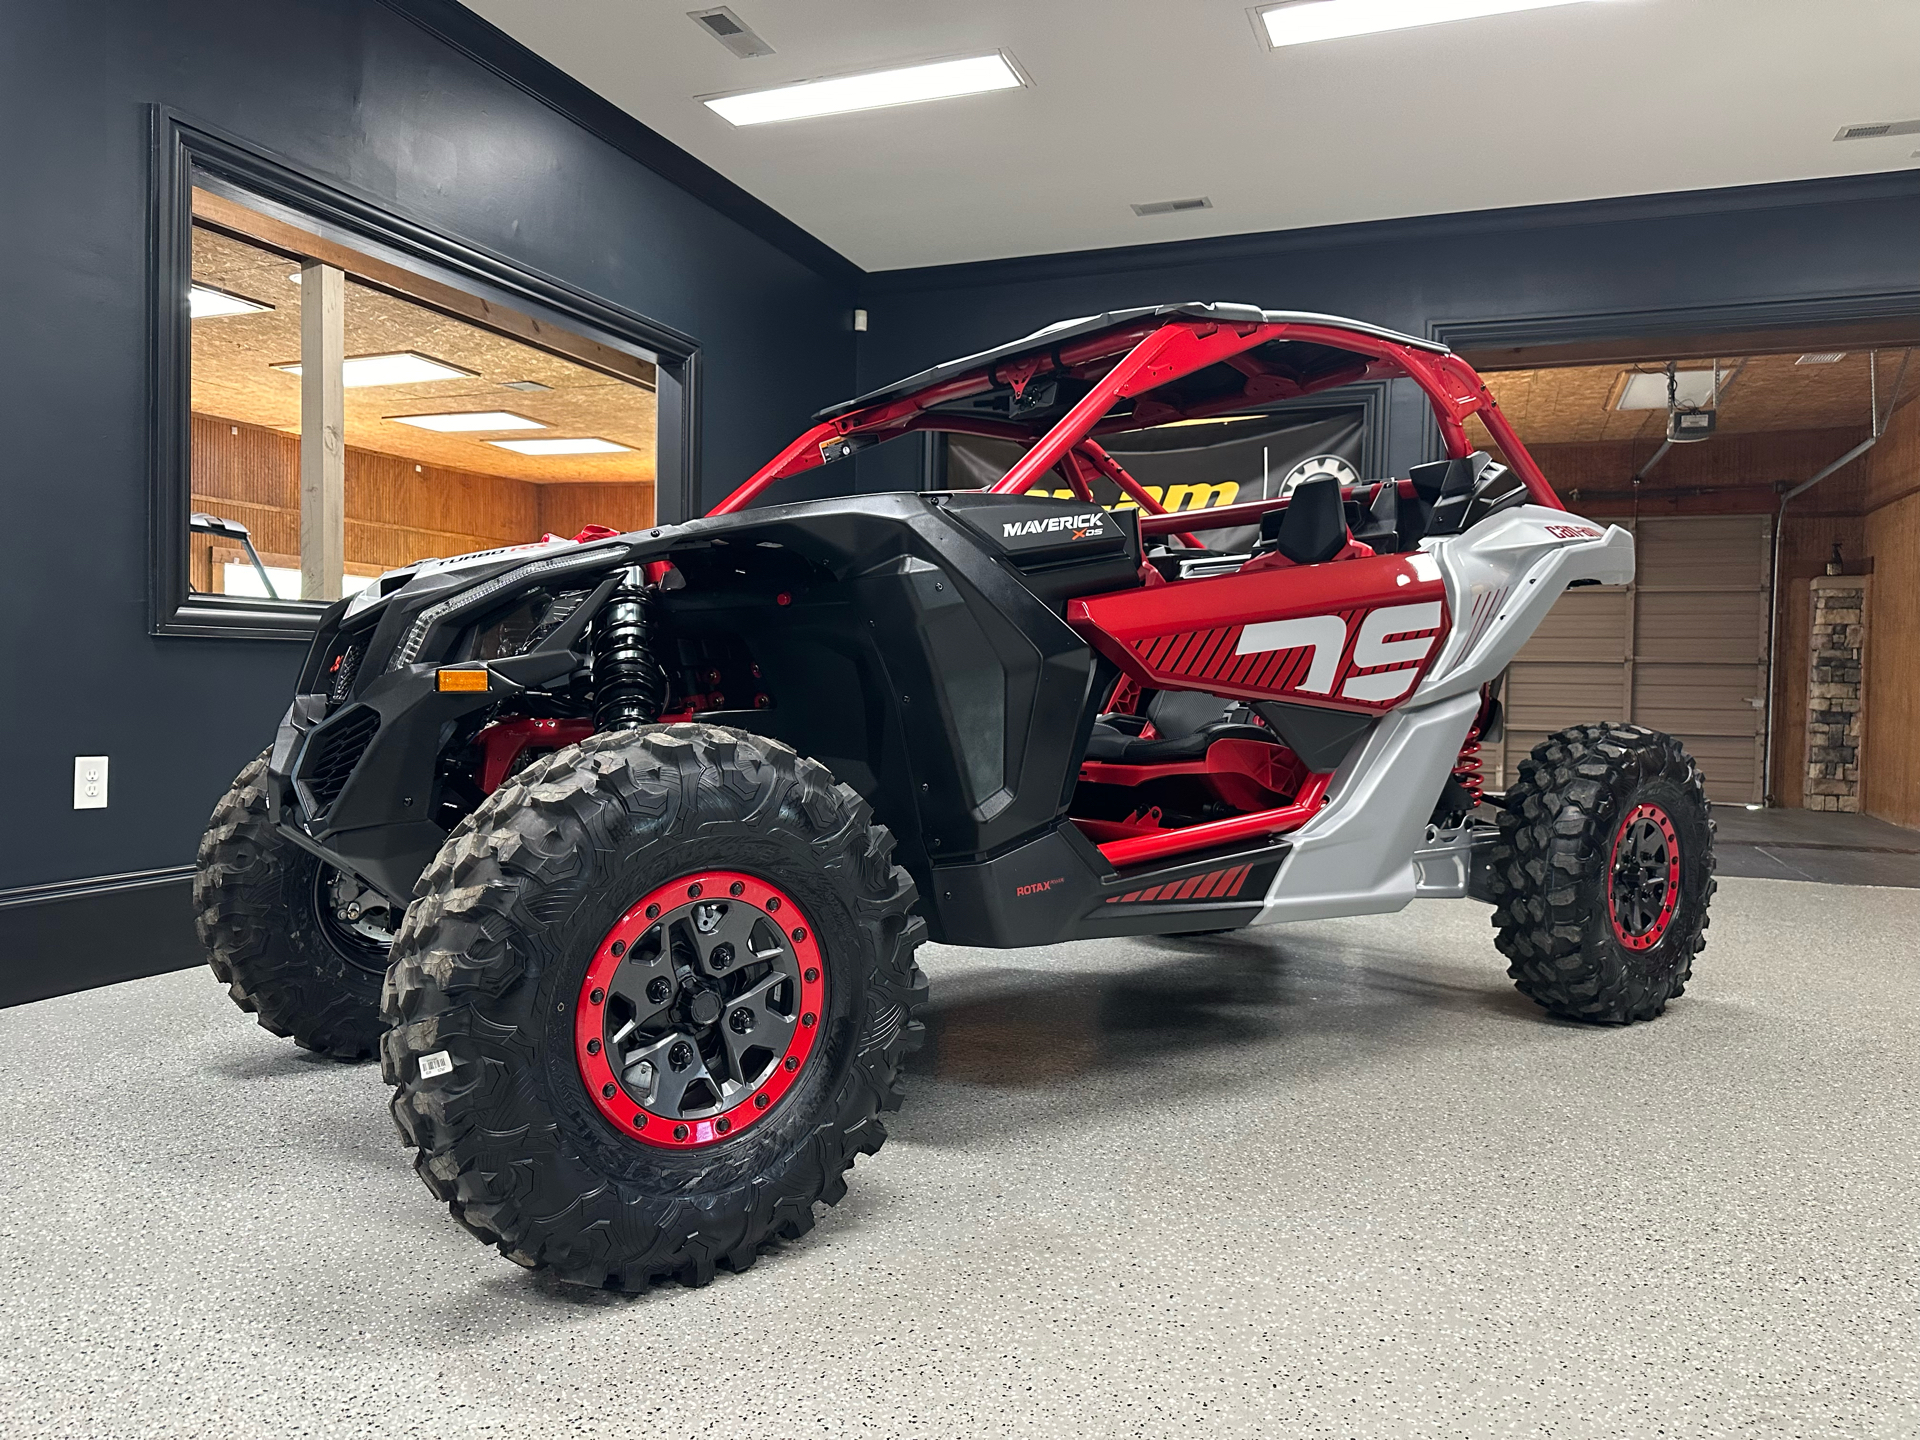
[380,725,927,1289]
[195,752,395,1059]
[1484,723,1715,1023]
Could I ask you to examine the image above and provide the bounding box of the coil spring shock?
[1451,726,1486,809]
[591,566,667,731]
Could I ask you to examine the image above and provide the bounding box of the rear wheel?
[1484,723,1714,1023]
[194,752,394,1060]
[380,725,926,1289]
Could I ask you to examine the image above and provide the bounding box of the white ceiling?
[464,0,1920,272]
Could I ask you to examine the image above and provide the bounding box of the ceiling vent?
[1834,118,1920,141]
[689,8,775,59]
[1131,196,1213,217]
[1795,353,1848,366]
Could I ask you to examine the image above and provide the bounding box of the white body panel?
[1252,506,1634,924]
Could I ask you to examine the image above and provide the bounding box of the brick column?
[1805,575,1870,812]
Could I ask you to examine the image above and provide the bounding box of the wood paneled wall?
[1531,427,1872,517]
[1862,399,1920,828]
[189,413,653,587]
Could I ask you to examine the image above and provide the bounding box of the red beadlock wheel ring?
[1608,802,1682,951]
[575,872,826,1148]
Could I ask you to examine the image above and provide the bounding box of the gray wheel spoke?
[718,971,796,1085]
[607,947,675,1029]
[623,1029,718,1115]
[689,900,775,978]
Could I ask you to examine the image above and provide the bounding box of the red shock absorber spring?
[1452,727,1485,808]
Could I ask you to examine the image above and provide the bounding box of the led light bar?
[275,352,475,387]
[488,437,631,455]
[388,411,547,432]
[1258,0,1608,48]
[190,284,272,318]
[703,53,1023,127]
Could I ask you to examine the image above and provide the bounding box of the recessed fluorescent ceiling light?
[488,437,631,455]
[274,352,475,387]
[190,284,272,318]
[1616,370,1720,411]
[704,53,1022,126]
[1796,352,1848,365]
[1259,0,1609,47]
[387,411,547,432]
[500,379,552,392]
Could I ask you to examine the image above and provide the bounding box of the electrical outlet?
[74,756,109,809]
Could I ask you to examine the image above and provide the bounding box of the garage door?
[1491,515,1773,804]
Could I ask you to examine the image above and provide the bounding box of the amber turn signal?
[436,668,489,693]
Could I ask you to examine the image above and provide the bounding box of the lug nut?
[668,1042,694,1072]
[729,1007,755,1034]
[647,977,671,1004]
[710,943,735,971]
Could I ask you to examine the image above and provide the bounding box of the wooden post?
[300,261,345,601]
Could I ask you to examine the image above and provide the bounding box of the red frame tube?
[1094,771,1333,869]
[706,316,1560,518]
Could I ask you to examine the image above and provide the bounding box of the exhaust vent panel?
[1131,196,1213,217]
[1835,119,1920,141]
[689,8,775,59]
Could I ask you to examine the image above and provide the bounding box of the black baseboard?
[0,868,203,1008]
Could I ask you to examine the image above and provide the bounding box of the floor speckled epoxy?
[2,877,1915,1439]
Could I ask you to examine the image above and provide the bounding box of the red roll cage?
[709,313,1560,524]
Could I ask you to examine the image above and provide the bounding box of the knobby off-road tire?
[380,724,927,1289]
[1484,723,1715,1024]
[194,752,391,1060]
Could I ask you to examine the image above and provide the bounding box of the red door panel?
[1067,554,1451,715]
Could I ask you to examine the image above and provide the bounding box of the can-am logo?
[1003,512,1107,540]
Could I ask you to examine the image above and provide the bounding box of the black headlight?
[472,588,595,661]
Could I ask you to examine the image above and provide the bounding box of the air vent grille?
[690,7,775,59]
[300,706,379,815]
[1131,196,1213,217]
[1835,119,1920,141]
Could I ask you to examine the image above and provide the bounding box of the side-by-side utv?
[196,302,1714,1288]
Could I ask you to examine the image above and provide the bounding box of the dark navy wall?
[0,0,855,907]
[850,173,1920,491]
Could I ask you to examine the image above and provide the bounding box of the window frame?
[148,106,701,640]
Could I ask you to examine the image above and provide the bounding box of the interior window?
[187,187,658,603]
